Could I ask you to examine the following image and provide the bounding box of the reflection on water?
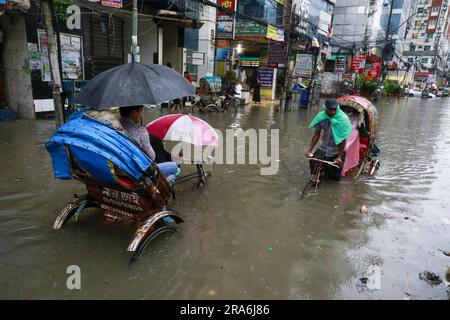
[1,98,449,299]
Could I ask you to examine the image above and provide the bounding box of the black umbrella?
[74,62,195,109]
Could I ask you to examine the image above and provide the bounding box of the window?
[412,32,419,39]
[431,7,440,16]
[393,0,404,9]
[408,58,414,63]
[417,7,424,13]
[410,44,416,51]
[422,58,429,64]
[428,19,437,29]
[427,32,434,38]
[424,45,431,50]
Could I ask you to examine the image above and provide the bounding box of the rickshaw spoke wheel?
[130,222,178,263]
[301,180,318,198]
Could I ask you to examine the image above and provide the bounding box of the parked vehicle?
[421,89,436,98]
[408,88,422,97]
[437,87,449,97]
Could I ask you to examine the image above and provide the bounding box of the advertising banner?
[216,0,237,39]
[293,54,312,78]
[268,40,287,68]
[351,53,366,74]
[235,20,266,38]
[101,0,122,8]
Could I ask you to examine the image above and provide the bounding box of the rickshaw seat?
[359,137,369,159]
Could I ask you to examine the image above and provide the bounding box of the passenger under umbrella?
[118,106,180,181]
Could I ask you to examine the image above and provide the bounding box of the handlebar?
[306,157,340,168]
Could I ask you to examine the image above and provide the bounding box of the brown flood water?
[0,97,449,299]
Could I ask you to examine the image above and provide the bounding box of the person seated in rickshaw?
[119,105,179,181]
[149,134,172,163]
[305,99,352,181]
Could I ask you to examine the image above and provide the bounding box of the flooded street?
[1,97,450,299]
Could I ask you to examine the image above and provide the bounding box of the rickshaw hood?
[46,112,153,181]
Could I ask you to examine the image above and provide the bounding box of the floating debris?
[208,289,217,296]
[360,205,367,214]
[267,247,273,253]
[438,249,450,257]
[419,271,442,285]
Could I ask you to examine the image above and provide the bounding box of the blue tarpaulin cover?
[46,112,152,181]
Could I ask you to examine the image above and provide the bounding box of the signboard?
[293,54,312,78]
[60,34,83,80]
[215,48,232,61]
[367,62,381,78]
[37,29,52,82]
[268,40,287,67]
[259,67,277,99]
[259,68,274,89]
[216,0,237,39]
[235,20,266,38]
[351,53,366,74]
[266,25,284,42]
[427,74,436,84]
[101,0,122,8]
[216,40,230,47]
[239,57,260,67]
[267,25,277,41]
[0,0,6,4]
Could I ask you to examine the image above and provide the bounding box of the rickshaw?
[46,62,206,263]
[193,76,230,112]
[301,95,381,197]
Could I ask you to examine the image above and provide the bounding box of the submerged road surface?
[0,97,449,299]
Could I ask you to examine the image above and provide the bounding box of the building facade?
[402,0,450,87]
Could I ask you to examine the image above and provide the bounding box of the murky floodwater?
[1,97,449,299]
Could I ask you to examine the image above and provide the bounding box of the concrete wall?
[198,4,216,78]
[163,26,183,73]
[0,14,34,119]
[123,16,158,64]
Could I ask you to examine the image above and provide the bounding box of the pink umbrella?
[146,114,219,147]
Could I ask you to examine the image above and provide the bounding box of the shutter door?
[91,15,124,76]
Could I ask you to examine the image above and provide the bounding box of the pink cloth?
[342,114,360,176]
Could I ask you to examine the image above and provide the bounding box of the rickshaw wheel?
[53,194,95,230]
[205,104,220,112]
[301,180,318,198]
[130,220,178,263]
[353,159,367,179]
[369,159,381,176]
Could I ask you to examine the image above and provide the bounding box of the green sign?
[235,21,266,38]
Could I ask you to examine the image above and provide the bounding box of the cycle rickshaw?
[46,62,217,263]
[301,95,381,197]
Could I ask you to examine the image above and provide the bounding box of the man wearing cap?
[305,99,352,181]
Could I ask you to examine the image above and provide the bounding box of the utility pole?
[381,0,394,82]
[131,0,139,61]
[42,0,64,128]
[280,4,296,112]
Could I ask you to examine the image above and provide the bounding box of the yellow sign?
[267,25,277,41]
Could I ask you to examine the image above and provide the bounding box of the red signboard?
[368,62,381,78]
[351,53,366,74]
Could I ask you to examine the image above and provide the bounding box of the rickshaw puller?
[305,99,352,181]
